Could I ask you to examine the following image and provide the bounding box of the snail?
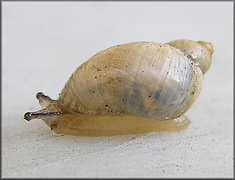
[23,39,213,136]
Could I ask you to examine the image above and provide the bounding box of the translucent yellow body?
[42,113,190,136]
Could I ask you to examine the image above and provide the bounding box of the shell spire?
[167,39,213,74]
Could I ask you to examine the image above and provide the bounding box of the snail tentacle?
[24,95,63,121]
[36,92,56,108]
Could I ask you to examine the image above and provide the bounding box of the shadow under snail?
[24,39,213,136]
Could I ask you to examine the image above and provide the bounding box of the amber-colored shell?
[58,41,204,120]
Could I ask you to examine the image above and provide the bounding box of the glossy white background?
[2,2,233,178]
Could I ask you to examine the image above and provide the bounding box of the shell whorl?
[168,39,213,74]
[57,41,204,120]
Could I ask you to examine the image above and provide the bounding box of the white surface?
[2,2,233,178]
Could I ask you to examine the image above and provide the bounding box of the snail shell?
[24,39,213,136]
